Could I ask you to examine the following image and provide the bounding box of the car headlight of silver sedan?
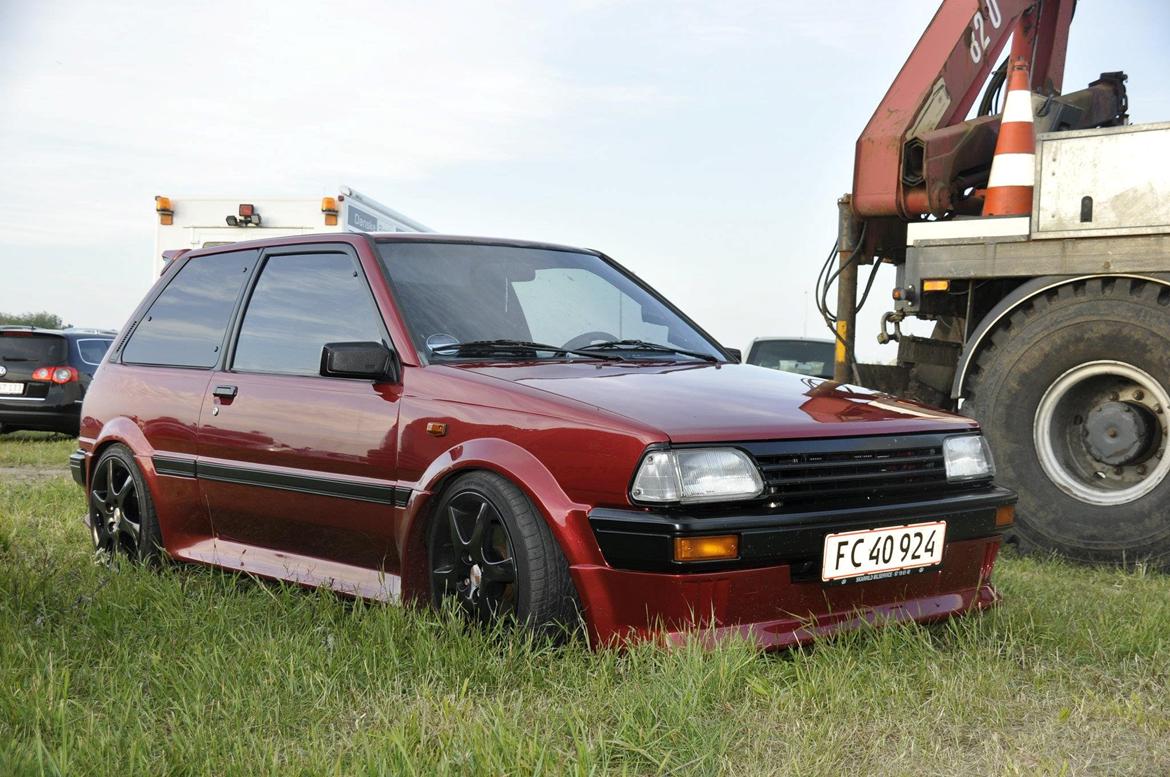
[943,435,996,482]
[631,448,764,504]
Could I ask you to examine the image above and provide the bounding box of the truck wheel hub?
[1034,360,1170,506]
[1083,401,1154,465]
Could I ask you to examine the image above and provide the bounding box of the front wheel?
[428,471,579,637]
[964,278,1170,568]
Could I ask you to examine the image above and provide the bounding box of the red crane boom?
[852,0,1074,221]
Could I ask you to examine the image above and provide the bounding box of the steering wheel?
[562,331,619,351]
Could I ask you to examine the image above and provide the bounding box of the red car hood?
[462,361,977,443]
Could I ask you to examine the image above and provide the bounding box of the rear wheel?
[964,278,1170,567]
[428,471,578,637]
[89,444,163,563]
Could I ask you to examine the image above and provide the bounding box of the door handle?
[212,384,238,399]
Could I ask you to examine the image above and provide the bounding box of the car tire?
[88,444,165,563]
[428,471,579,637]
[963,277,1170,568]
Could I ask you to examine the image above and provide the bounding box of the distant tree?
[0,311,66,329]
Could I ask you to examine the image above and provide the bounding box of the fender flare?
[951,272,1170,400]
[86,417,159,481]
[397,437,601,603]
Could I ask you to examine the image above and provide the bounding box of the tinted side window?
[232,252,385,376]
[123,250,259,368]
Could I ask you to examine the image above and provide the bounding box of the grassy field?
[1,437,1168,776]
[0,432,76,469]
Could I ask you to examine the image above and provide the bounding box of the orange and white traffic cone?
[982,57,1036,217]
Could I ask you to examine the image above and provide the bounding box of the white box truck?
[152,186,433,275]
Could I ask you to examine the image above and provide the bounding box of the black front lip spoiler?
[589,486,1016,573]
[69,449,86,487]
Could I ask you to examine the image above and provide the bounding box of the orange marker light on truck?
[322,196,339,226]
[674,535,739,562]
[923,279,950,292]
[155,195,174,225]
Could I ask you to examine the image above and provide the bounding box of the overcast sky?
[2,1,1167,360]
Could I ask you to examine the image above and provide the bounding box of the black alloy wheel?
[428,471,580,637]
[89,445,162,563]
[431,489,519,621]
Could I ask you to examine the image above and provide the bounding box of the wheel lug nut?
[1110,392,1120,401]
[1114,467,1124,476]
[1137,464,1148,475]
[1134,390,1145,401]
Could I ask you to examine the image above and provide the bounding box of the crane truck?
[828,0,1170,568]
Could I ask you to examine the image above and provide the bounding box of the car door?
[196,243,404,580]
[113,248,262,552]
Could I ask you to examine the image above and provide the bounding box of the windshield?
[746,339,835,378]
[376,242,724,362]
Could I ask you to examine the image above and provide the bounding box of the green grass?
[0,432,76,468]
[1,438,1168,775]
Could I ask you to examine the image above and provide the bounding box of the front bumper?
[575,486,1014,648]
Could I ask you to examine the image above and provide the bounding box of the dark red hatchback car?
[73,233,1015,648]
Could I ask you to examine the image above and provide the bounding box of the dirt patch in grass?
[0,466,68,482]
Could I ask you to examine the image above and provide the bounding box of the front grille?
[743,433,982,509]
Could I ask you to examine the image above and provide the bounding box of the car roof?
[749,336,835,345]
[187,231,602,259]
[0,326,116,339]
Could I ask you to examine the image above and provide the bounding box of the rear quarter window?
[76,338,113,366]
[122,250,259,368]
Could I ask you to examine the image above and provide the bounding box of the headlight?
[631,448,764,504]
[943,435,996,481]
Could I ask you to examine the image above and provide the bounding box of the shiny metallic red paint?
[76,232,1012,648]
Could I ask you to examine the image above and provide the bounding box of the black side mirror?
[724,347,743,363]
[320,342,396,380]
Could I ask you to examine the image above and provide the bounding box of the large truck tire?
[963,277,1170,569]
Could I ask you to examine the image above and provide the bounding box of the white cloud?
[0,0,666,245]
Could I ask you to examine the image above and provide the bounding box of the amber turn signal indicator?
[155,195,174,226]
[995,505,1015,527]
[923,279,951,292]
[674,535,739,562]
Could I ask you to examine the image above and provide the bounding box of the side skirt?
[174,537,402,602]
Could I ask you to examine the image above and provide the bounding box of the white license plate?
[0,382,24,396]
[822,521,946,583]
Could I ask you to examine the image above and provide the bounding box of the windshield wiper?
[430,339,625,361]
[577,339,719,363]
